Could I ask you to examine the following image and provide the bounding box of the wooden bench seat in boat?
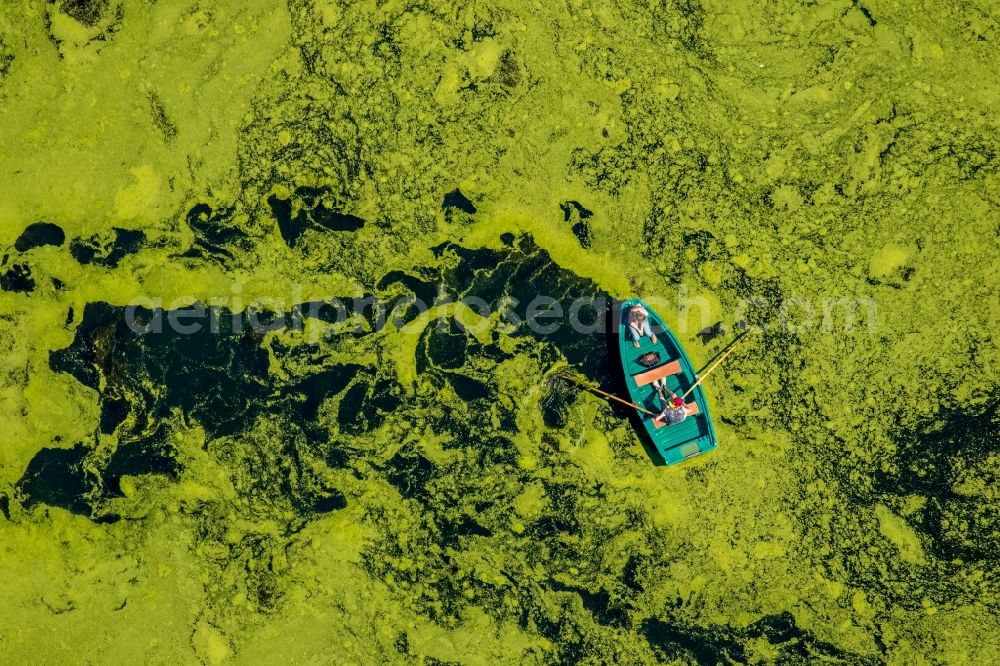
[631,360,681,387]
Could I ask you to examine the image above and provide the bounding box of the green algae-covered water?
[1,0,998,663]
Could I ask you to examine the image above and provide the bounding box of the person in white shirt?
[626,304,657,348]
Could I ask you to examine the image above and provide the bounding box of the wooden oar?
[558,374,659,417]
[680,329,752,401]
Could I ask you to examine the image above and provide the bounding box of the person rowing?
[626,303,657,348]
[652,378,694,425]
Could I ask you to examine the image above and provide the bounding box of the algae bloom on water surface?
[0,0,998,663]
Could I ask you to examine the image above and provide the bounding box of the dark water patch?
[49,302,271,438]
[446,372,490,401]
[748,611,801,644]
[430,235,611,385]
[312,489,347,513]
[523,605,588,664]
[540,380,575,429]
[377,270,440,306]
[348,378,397,434]
[296,299,344,324]
[560,201,593,223]
[878,400,1000,564]
[560,201,594,249]
[621,555,644,592]
[424,658,462,666]
[17,444,93,515]
[99,395,129,434]
[0,263,35,292]
[527,484,582,540]
[642,619,747,665]
[325,444,350,470]
[442,188,476,215]
[334,376,399,436]
[424,317,469,370]
[268,185,365,248]
[102,436,179,497]
[295,185,325,208]
[681,229,721,260]
[744,611,861,660]
[539,397,568,429]
[854,1,877,27]
[495,402,520,436]
[385,448,434,500]
[288,364,362,421]
[549,580,628,627]
[866,275,904,290]
[0,38,13,77]
[148,91,177,143]
[70,228,145,267]
[480,341,514,364]
[387,299,423,327]
[183,237,235,262]
[494,49,521,88]
[35,236,614,534]
[267,194,302,246]
[181,203,244,261]
[235,534,284,610]
[440,515,492,548]
[0,493,10,520]
[337,380,370,435]
[269,339,318,365]
[49,301,117,390]
[292,296,383,336]
[642,609,884,664]
[729,271,786,330]
[313,207,365,232]
[368,379,398,415]
[749,611,877,662]
[571,221,592,248]
[60,0,107,26]
[347,295,384,332]
[14,222,65,251]
[432,243,501,295]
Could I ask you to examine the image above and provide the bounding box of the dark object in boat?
[637,351,661,368]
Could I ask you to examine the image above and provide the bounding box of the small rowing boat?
[617,298,717,464]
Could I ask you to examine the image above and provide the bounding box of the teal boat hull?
[617,299,718,465]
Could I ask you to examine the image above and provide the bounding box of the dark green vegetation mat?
[1,0,997,662]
